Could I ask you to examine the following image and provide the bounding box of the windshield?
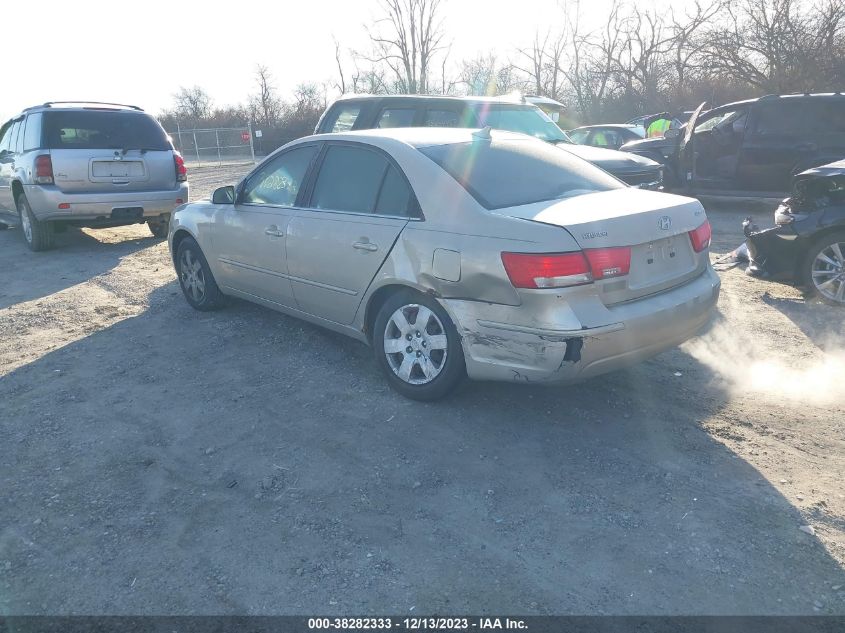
[420,138,624,209]
[43,110,171,151]
[471,104,572,143]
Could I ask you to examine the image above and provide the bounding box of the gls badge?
[658,216,672,230]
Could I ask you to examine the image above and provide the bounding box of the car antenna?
[472,126,492,141]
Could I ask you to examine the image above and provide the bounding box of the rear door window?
[423,109,461,127]
[310,145,390,213]
[376,108,416,129]
[375,165,413,216]
[242,144,319,206]
[42,111,170,150]
[23,113,43,151]
[326,105,362,132]
[8,121,22,153]
[751,101,814,137]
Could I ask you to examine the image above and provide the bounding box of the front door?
[286,143,414,324]
[688,106,749,192]
[212,143,319,308]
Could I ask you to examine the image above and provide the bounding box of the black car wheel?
[147,217,170,239]
[176,237,225,311]
[17,194,54,252]
[801,230,845,306]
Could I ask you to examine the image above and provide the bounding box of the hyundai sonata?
[169,128,719,400]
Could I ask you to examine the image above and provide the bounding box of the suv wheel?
[147,217,170,239]
[802,231,845,306]
[373,290,466,400]
[176,237,225,311]
[17,194,54,252]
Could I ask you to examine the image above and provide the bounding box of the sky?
[4,0,682,122]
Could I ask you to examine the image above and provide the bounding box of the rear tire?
[801,230,845,306]
[176,237,225,311]
[17,194,54,252]
[147,216,170,239]
[372,290,466,401]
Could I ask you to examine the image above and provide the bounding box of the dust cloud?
[684,322,845,407]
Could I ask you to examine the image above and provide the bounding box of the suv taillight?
[174,153,188,182]
[34,155,54,184]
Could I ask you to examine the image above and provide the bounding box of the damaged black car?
[744,160,845,305]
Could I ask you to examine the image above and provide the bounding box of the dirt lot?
[1,165,844,615]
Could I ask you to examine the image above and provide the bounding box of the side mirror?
[212,185,235,204]
[664,128,681,139]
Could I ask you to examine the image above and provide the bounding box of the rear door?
[212,143,320,308]
[42,110,177,194]
[739,99,820,192]
[286,142,413,324]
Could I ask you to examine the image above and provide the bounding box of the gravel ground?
[1,165,843,615]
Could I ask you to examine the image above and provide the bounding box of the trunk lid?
[495,188,709,303]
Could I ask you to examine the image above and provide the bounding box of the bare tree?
[514,30,567,99]
[249,64,283,127]
[363,0,448,94]
[172,86,213,122]
[458,54,524,96]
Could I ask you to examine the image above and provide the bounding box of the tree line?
[158,0,845,151]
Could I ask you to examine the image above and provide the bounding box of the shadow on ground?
[761,293,845,349]
[0,225,160,310]
[0,283,841,615]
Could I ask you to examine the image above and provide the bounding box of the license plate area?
[628,235,696,290]
[91,160,146,179]
[111,207,144,220]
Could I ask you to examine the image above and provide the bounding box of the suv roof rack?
[37,101,144,111]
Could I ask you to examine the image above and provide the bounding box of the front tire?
[801,230,845,306]
[373,290,465,401]
[17,194,54,251]
[147,216,170,239]
[176,237,225,311]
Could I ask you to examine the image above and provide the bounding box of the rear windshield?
[43,110,171,151]
[420,138,624,209]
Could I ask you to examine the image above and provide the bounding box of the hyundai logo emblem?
[658,216,672,230]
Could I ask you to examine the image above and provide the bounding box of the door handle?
[264,225,284,237]
[353,241,379,252]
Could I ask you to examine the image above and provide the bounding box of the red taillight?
[35,155,53,184]
[501,252,592,289]
[689,220,712,252]
[58,203,70,210]
[502,247,633,289]
[584,247,631,279]
[174,153,187,182]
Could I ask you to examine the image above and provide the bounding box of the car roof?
[330,94,532,106]
[305,127,535,148]
[714,92,845,110]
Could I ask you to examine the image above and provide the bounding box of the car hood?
[619,137,674,152]
[555,142,660,172]
[794,159,845,181]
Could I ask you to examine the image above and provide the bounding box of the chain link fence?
[167,125,256,167]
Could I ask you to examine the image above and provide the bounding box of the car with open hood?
[168,128,719,400]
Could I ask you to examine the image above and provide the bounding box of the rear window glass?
[43,111,170,150]
[420,138,624,209]
[377,108,416,129]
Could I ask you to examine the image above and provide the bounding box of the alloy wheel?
[180,249,206,303]
[383,304,449,385]
[811,241,845,304]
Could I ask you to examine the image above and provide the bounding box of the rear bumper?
[23,183,189,223]
[445,267,721,384]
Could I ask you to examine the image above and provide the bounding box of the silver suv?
[0,102,189,251]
